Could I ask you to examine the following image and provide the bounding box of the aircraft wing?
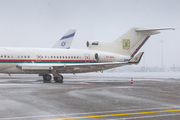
[17,52,143,72]
[52,29,76,49]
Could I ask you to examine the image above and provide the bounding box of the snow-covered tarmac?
[0,72,180,120]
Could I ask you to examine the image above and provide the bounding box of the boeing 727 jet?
[0,27,175,83]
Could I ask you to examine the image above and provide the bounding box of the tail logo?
[92,41,99,45]
[122,39,130,50]
[61,41,66,46]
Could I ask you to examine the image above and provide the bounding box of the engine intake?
[94,53,99,61]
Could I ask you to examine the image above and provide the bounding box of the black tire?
[43,74,52,83]
[54,75,63,83]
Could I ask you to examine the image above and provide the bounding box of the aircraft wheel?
[54,75,63,83]
[43,74,52,83]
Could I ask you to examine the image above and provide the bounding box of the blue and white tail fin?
[52,29,76,49]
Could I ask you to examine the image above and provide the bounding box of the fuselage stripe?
[0,59,96,63]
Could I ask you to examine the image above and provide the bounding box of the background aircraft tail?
[52,29,76,49]
[87,27,175,58]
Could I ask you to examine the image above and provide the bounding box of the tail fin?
[52,29,76,49]
[114,27,175,58]
[88,27,175,58]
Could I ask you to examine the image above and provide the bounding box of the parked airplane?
[0,27,175,83]
[52,29,76,49]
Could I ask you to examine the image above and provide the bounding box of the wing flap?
[17,62,128,71]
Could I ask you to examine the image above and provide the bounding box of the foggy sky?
[0,0,180,68]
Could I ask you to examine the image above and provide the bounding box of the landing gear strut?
[54,75,63,83]
[43,74,52,83]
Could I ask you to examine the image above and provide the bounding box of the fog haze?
[0,0,180,68]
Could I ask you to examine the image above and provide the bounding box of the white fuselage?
[0,47,128,74]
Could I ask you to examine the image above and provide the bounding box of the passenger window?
[21,56,23,58]
[28,56,30,58]
[45,56,47,58]
[1,55,3,58]
[63,56,64,59]
[38,56,40,58]
[7,55,10,58]
[77,56,78,59]
[48,56,49,58]
[71,56,73,59]
[41,56,43,58]
[57,56,59,58]
[54,56,56,58]
[68,56,70,59]
[24,56,26,58]
[18,56,20,58]
[51,56,53,58]
[60,56,61,58]
[66,56,67,59]
[74,56,76,59]
[4,55,6,58]
[11,56,13,58]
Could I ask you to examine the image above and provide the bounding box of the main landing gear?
[54,75,63,83]
[43,74,52,83]
[43,74,64,83]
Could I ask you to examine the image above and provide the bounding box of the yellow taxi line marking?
[44,109,180,120]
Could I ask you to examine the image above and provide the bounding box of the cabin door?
[85,54,90,63]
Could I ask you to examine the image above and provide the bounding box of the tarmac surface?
[0,72,180,120]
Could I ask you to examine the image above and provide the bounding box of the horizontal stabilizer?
[135,28,176,32]
[128,52,144,64]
